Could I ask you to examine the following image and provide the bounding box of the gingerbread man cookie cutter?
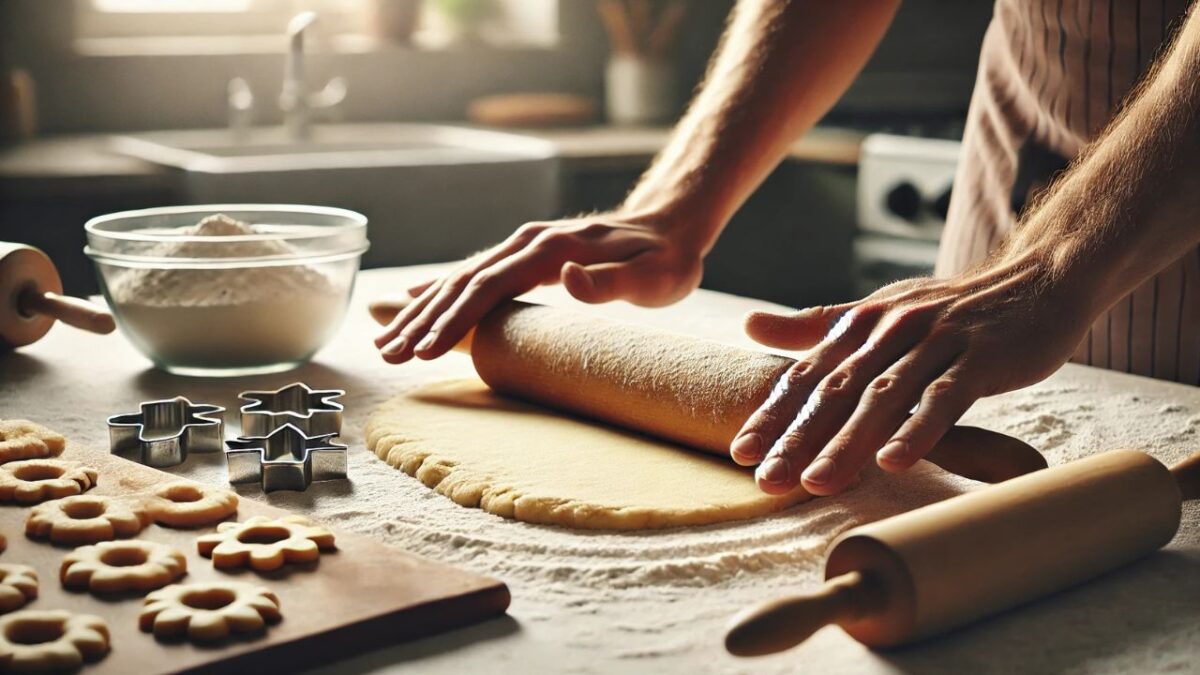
[107,397,225,468]
[238,382,344,438]
[225,423,347,492]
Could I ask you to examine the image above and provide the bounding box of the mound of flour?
[105,214,347,368]
[106,214,339,307]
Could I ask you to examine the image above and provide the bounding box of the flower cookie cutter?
[238,382,344,438]
[107,397,225,468]
[225,423,347,492]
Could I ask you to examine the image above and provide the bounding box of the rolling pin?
[1,242,115,349]
[724,448,1200,655]
[369,299,1047,484]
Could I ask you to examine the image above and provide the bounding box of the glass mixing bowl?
[85,204,369,377]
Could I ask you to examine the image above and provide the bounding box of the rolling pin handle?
[724,571,878,657]
[369,298,474,353]
[18,288,116,335]
[1170,451,1200,501]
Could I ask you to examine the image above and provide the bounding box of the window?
[75,0,559,51]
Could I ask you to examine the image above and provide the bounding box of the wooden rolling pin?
[725,448,1200,655]
[1,242,115,349]
[370,299,1047,484]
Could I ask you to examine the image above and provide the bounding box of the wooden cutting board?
[0,446,510,674]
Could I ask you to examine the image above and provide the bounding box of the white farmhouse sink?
[113,124,560,267]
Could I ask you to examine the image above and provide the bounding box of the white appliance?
[854,133,962,294]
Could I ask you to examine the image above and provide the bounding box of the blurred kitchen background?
[0,0,991,308]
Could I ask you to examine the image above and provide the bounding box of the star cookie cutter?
[107,397,225,468]
[224,423,347,492]
[238,382,344,438]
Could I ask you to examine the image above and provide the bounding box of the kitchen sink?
[113,124,560,267]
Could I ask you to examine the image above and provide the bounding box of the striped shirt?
[935,0,1199,383]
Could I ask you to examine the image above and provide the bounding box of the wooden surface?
[0,445,510,675]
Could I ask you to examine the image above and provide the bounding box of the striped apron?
[935,0,1199,383]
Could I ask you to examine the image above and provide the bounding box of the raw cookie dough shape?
[0,565,37,614]
[0,459,98,505]
[0,420,65,465]
[365,379,813,530]
[196,515,335,572]
[0,610,109,672]
[60,541,187,594]
[25,495,152,546]
[139,581,281,642]
[146,481,238,528]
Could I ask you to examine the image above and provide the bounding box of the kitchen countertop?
[2,266,1197,674]
[0,124,864,195]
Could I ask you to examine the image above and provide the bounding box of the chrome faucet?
[280,11,347,140]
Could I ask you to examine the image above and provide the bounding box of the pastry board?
[0,446,511,674]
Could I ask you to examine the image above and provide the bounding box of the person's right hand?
[374,212,704,364]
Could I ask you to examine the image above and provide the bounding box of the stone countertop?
[2,266,1197,674]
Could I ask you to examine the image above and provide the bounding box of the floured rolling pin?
[1,242,115,349]
[370,298,1046,484]
[725,448,1200,655]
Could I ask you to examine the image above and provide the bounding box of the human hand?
[374,212,704,363]
[730,257,1094,496]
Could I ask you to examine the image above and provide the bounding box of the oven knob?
[885,182,922,221]
[932,187,952,220]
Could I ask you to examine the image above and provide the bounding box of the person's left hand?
[729,257,1095,496]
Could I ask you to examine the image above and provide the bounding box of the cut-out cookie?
[0,610,109,672]
[0,420,65,465]
[146,481,238,528]
[26,495,151,546]
[61,540,187,594]
[0,459,98,505]
[196,515,335,572]
[0,565,37,614]
[139,581,281,642]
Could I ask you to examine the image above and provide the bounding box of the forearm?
[1003,8,1200,317]
[622,0,900,255]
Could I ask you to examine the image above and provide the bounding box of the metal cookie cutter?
[225,423,348,492]
[108,397,225,468]
[238,382,344,437]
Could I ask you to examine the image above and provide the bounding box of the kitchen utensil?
[368,299,1047,484]
[0,445,508,674]
[0,242,115,349]
[724,448,1200,655]
[107,397,225,468]
[225,423,348,492]
[84,204,368,377]
[238,382,344,438]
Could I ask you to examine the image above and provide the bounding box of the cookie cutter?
[107,397,225,468]
[238,382,344,438]
[224,423,347,492]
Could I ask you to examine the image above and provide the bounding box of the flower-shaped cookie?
[0,610,109,672]
[139,581,281,642]
[0,565,37,614]
[0,420,65,465]
[26,495,151,546]
[196,515,335,571]
[61,540,187,595]
[0,459,98,505]
[146,481,238,528]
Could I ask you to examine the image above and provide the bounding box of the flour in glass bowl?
[103,214,351,370]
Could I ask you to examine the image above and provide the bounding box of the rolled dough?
[364,379,812,530]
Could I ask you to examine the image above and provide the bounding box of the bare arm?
[375,0,901,363]
[734,8,1200,497]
